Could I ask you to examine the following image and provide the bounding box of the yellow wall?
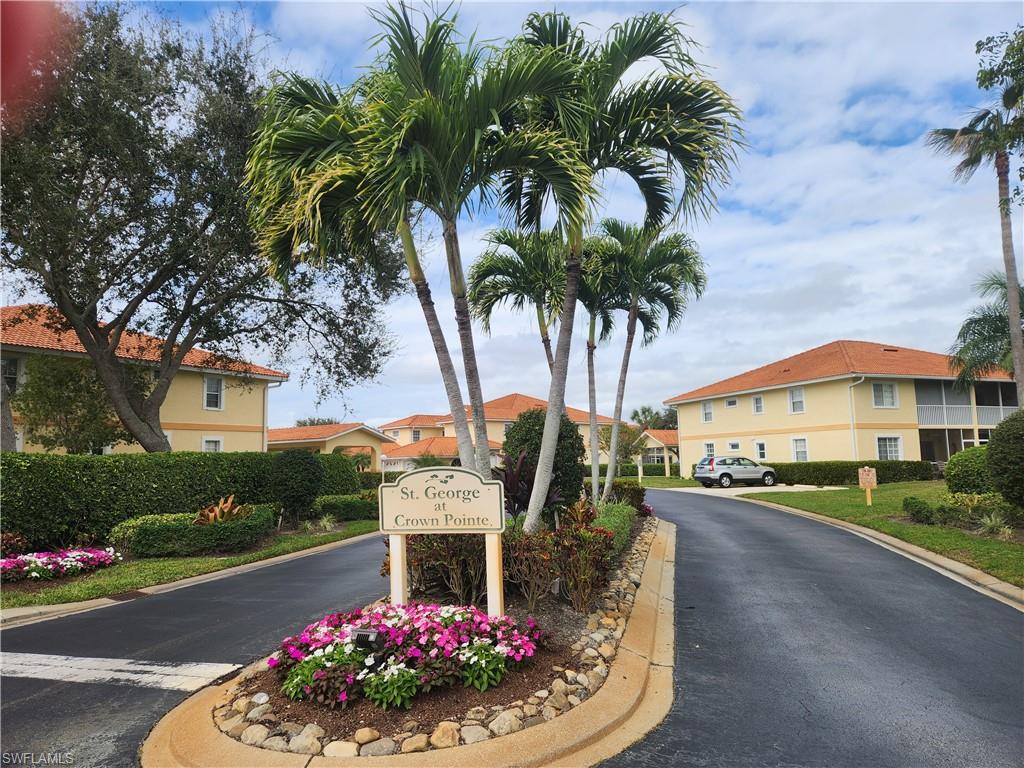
[266,431,393,470]
[384,425,444,446]
[440,419,605,463]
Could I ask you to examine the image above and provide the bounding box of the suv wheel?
[718,473,733,488]
[762,472,776,486]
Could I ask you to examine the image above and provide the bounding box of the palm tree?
[356,5,592,475]
[630,406,661,429]
[951,271,1024,389]
[468,229,565,371]
[507,11,741,531]
[928,84,1024,404]
[599,219,705,500]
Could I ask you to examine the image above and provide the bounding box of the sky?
[162,1,1022,428]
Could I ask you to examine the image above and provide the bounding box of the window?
[1,357,19,394]
[703,441,715,458]
[754,441,767,460]
[503,422,513,435]
[643,449,665,464]
[876,436,901,460]
[701,401,713,423]
[727,441,740,451]
[791,437,808,462]
[872,382,898,408]
[204,376,224,410]
[412,429,421,442]
[391,430,400,438]
[202,436,223,452]
[725,398,738,408]
[752,395,764,414]
[788,387,805,414]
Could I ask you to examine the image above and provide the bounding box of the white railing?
[976,405,1021,425]
[916,404,972,425]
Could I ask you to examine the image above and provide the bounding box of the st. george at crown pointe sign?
[379,467,506,616]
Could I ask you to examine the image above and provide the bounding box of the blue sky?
[159,1,1022,427]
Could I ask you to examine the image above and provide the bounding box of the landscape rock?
[403,720,419,733]
[533,689,549,699]
[465,706,489,721]
[217,714,243,733]
[240,724,270,747]
[360,738,396,757]
[461,725,490,744]
[278,722,305,737]
[488,709,523,736]
[547,690,569,710]
[232,697,252,715]
[261,736,289,752]
[523,704,539,717]
[300,723,325,740]
[523,715,545,729]
[429,721,460,749]
[541,706,558,721]
[568,694,582,707]
[401,734,429,753]
[323,741,359,758]
[250,692,270,706]
[245,704,272,721]
[354,727,380,745]
[227,721,249,739]
[598,643,616,660]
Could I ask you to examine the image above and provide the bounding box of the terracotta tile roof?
[1,304,288,379]
[268,423,393,443]
[664,340,1012,404]
[645,429,678,446]
[382,435,502,459]
[436,393,613,426]
[378,414,448,430]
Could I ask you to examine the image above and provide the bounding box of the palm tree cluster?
[245,5,740,532]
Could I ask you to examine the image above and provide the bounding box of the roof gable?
[435,392,612,425]
[267,423,393,444]
[382,435,502,459]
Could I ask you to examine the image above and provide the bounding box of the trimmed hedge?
[987,410,1024,507]
[314,494,377,521]
[945,446,994,494]
[358,471,403,490]
[0,451,278,548]
[584,463,672,478]
[594,502,637,555]
[319,454,360,495]
[109,505,276,557]
[584,479,646,510]
[770,460,933,486]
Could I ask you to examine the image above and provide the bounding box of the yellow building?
[1,304,287,453]
[641,429,680,476]
[664,340,1019,473]
[377,414,447,446]
[266,423,395,470]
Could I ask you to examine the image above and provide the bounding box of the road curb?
[0,530,383,629]
[733,495,1023,610]
[139,520,678,768]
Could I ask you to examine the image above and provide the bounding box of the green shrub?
[771,460,933,486]
[271,450,324,525]
[594,502,637,555]
[554,525,614,613]
[313,494,377,521]
[0,451,276,549]
[318,454,360,495]
[945,446,994,494]
[586,479,646,510]
[902,496,933,524]
[987,410,1024,507]
[503,409,585,517]
[502,522,556,612]
[358,471,403,490]
[109,505,275,557]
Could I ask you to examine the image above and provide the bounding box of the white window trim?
[754,440,767,460]
[788,387,805,415]
[14,430,24,453]
[725,398,738,409]
[203,375,225,411]
[202,435,224,452]
[872,382,900,409]
[752,395,764,415]
[790,436,810,462]
[726,441,741,452]
[703,441,715,458]
[701,401,713,423]
[164,431,173,449]
[875,434,903,460]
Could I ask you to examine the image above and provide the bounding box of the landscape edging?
[139,520,677,768]
[734,494,1023,609]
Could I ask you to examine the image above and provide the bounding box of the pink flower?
[338,690,348,702]
[266,657,280,668]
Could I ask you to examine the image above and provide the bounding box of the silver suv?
[694,456,776,488]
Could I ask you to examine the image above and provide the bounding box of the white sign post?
[379,467,506,617]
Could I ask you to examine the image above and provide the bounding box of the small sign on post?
[379,467,506,616]
[858,466,877,506]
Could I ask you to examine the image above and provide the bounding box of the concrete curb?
[1,530,384,629]
[139,520,678,768]
[733,495,1023,610]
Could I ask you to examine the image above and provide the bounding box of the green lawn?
[743,481,1024,587]
[0,520,379,609]
[637,475,700,489]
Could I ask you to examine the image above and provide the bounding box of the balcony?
[976,405,1021,425]
[916,404,972,426]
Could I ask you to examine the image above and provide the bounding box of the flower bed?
[0,547,121,582]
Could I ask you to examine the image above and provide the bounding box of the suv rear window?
[697,457,712,465]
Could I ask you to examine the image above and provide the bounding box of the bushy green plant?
[987,410,1024,507]
[460,642,508,692]
[976,511,1014,540]
[0,451,276,548]
[502,408,585,520]
[554,525,614,613]
[585,479,646,510]
[945,446,994,494]
[109,506,275,557]
[318,514,337,531]
[1,531,30,557]
[594,502,637,554]
[902,496,933,524]
[502,522,556,612]
[313,494,377,521]
[358,471,403,490]
[406,534,487,605]
[271,450,324,525]
[362,664,421,710]
[771,460,934,486]
[318,454,360,495]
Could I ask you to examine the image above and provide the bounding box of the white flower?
[364,654,375,667]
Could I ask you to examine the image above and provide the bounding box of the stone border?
[733,494,1023,609]
[140,519,677,767]
[1,530,383,629]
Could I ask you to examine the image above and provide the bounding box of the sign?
[379,468,505,616]
[379,468,505,533]
[858,466,877,507]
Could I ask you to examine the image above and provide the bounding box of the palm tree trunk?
[601,301,638,501]
[996,151,1024,405]
[442,218,493,475]
[523,247,582,533]
[398,219,475,469]
[536,304,555,373]
[587,314,600,501]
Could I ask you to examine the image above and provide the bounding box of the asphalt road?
[2,491,1021,768]
[605,489,1024,768]
[0,534,390,767]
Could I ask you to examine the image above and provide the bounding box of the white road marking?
[0,652,240,691]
